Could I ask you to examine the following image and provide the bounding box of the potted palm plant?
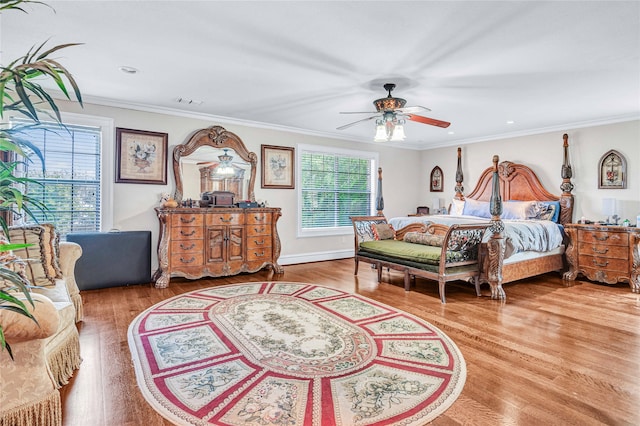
[1,0,83,358]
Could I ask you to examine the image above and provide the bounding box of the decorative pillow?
[461,199,491,218]
[403,232,445,247]
[371,223,395,240]
[40,223,63,278]
[502,201,538,220]
[0,235,29,289]
[6,225,60,287]
[451,199,465,216]
[536,201,561,222]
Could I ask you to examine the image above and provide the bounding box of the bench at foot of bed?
[351,216,490,303]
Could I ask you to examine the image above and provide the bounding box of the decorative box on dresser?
[153,207,282,288]
[564,223,640,293]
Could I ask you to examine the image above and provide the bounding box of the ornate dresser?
[153,125,283,288]
[153,207,282,288]
[564,223,639,293]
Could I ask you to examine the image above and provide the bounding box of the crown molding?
[77,94,640,152]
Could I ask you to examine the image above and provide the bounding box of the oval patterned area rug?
[128,282,466,425]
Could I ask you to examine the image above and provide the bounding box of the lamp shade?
[390,123,405,141]
[374,122,388,141]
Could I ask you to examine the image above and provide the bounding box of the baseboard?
[279,249,354,265]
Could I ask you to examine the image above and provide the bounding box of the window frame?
[296,144,378,238]
[10,112,114,234]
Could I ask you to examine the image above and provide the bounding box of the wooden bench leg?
[403,270,410,291]
[377,262,382,282]
[474,276,481,296]
[439,278,446,304]
[354,256,359,275]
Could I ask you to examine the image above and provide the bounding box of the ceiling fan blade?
[406,114,451,128]
[397,105,431,114]
[339,111,379,114]
[337,115,380,130]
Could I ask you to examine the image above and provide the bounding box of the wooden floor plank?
[59,259,640,425]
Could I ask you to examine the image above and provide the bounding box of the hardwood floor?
[60,259,640,425]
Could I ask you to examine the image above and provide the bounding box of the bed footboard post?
[454,147,465,200]
[487,155,507,300]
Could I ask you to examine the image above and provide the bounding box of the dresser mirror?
[173,126,257,203]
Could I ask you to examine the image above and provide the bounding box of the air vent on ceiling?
[175,97,203,106]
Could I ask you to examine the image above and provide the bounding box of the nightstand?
[564,223,640,293]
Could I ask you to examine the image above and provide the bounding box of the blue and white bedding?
[389,214,563,258]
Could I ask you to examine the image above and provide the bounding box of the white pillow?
[451,198,465,216]
[502,201,538,220]
[461,199,491,218]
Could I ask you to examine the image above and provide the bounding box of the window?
[297,144,378,237]
[12,119,103,236]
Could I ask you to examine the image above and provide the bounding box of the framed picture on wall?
[430,166,443,192]
[261,145,295,189]
[598,149,626,189]
[115,128,168,184]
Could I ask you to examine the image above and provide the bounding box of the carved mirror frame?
[173,125,258,202]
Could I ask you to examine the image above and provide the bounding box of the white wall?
[56,100,639,273]
[420,120,640,223]
[56,100,421,270]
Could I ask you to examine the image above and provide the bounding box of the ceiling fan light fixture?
[374,121,388,142]
[215,149,235,176]
[390,121,406,141]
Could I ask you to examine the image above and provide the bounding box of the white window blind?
[12,120,102,236]
[298,145,377,236]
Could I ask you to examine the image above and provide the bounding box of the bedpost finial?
[457,147,461,157]
[493,155,499,170]
[563,133,568,147]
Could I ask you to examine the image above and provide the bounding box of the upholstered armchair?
[0,224,84,426]
[0,294,62,426]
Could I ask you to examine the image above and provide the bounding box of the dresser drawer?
[246,213,272,225]
[206,213,244,226]
[170,226,204,240]
[247,246,273,261]
[577,242,628,260]
[247,224,270,236]
[578,255,629,273]
[171,252,204,267]
[171,239,204,253]
[578,230,628,246]
[171,213,204,227]
[247,236,271,249]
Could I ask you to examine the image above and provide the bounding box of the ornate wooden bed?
[378,134,575,300]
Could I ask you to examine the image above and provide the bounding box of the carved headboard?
[460,134,574,225]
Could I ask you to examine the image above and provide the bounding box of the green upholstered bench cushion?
[356,250,480,275]
[359,240,470,265]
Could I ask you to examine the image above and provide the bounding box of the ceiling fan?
[337,83,450,139]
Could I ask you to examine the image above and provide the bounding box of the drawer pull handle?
[254,227,263,233]
[180,217,196,224]
[592,259,609,267]
[254,239,265,245]
[180,256,196,264]
[180,230,196,236]
[594,235,609,241]
[253,215,265,222]
[220,217,232,223]
[592,247,608,254]
[253,251,265,257]
[180,243,196,250]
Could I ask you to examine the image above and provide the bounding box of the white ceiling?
[3,1,639,149]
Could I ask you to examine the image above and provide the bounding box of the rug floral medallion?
[128,282,466,425]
